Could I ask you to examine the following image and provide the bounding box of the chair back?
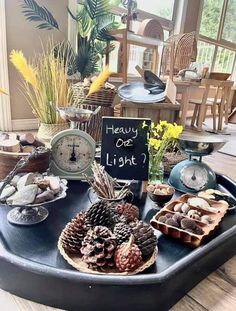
[200,79,233,107]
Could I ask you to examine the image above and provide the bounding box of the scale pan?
[118,82,165,103]
[178,135,227,156]
[57,107,94,123]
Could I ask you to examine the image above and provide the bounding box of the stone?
[45,176,60,194]
[34,190,55,204]
[17,173,35,190]
[10,175,21,187]
[0,185,16,201]
[10,184,38,205]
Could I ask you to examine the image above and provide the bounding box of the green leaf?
[21,0,59,30]
[86,0,110,19]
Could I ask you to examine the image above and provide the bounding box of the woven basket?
[72,82,116,107]
[163,151,188,174]
[78,104,114,143]
[58,234,158,276]
[37,122,69,142]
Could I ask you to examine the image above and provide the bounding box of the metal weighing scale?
[169,136,227,193]
[50,106,100,180]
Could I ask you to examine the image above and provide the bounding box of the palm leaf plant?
[21,0,119,79]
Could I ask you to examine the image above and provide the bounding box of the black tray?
[0,174,235,311]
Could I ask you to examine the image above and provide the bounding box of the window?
[197,0,236,74]
[136,0,175,20]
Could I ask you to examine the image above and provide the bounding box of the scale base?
[7,206,49,226]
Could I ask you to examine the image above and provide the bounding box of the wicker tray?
[150,194,228,247]
[58,235,158,276]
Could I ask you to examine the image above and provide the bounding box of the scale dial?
[180,164,209,191]
[50,129,96,179]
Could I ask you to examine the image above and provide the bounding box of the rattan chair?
[190,79,233,132]
[161,32,197,77]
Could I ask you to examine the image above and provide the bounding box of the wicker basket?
[72,82,116,107]
[37,122,70,142]
[78,103,114,143]
[163,151,188,174]
[72,83,116,143]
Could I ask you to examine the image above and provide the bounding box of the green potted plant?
[21,0,119,79]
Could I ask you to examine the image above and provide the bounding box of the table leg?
[180,86,190,128]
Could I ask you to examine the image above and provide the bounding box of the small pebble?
[194,226,204,235]
[165,213,173,219]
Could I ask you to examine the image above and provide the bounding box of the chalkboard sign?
[101,117,151,180]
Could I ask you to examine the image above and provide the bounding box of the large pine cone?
[61,212,89,254]
[115,235,142,272]
[116,203,139,223]
[130,221,157,259]
[81,226,117,270]
[109,207,127,229]
[86,201,111,227]
[113,222,132,245]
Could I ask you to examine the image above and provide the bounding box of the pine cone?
[86,201,111,227]
[61,212,89,254]
[116,203,139,223]
[115,235,142,272]
[109,207,127,229]
[114,222,132,245]
[81,226,117,270]
[130,221,157,259]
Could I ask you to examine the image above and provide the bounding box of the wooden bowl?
[147,184,175,206]
[0,149,50,180]
[208,72,231,80]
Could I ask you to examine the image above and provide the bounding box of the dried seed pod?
[158,215,167,223]
[166,218,179,227]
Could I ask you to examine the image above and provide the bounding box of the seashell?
[205,189,215,195]
[174,202,183,212]
[181,203,190,214]
[188,197,210,209]
[201,215,212,224]
[218,200,229,208]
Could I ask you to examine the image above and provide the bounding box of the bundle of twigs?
[83,162,131,200]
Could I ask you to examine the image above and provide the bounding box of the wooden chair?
[190,79,233,132]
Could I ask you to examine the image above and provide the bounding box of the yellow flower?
[10,50,39,89]
[87,65,112,96]
[149,138,161,150]
[0,88,7,95]
[142,121,148,128]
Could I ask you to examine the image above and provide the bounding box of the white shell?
[188,197,210,209]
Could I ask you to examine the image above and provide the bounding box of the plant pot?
[37,122,69,142]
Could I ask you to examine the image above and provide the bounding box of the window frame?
[110,0,179,34]
[197,0,236,74]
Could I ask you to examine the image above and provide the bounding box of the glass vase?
[148,155,164,185]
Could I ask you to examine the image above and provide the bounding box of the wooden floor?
[0,142,236,310]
